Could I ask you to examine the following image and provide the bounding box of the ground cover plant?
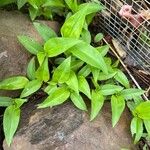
[0,0,150,148]
[0,0,82,20]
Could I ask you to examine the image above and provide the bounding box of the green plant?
[139,30,150,46]
[0,1,149,147]
[0,0,82,20]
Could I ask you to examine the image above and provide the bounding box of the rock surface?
[3,100,138,150]
[0,10,59,97]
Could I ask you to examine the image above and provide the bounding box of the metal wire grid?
[98,0,150,72]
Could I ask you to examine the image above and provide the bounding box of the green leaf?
[90,90,104,120]
[78,76,91,99]
[114,70,130,88]
[0,0,16,6]
[111,95,125,127]
[91,67,100,83]
[78,2,103,15]
[98,72,117,81]
[144,120,150,136]
[70,92,87,111]
[0,97,12,107]
[78,65,91,77]
[120,89,145,100]
[66,71,78,94]
[64,0,78,12]
[81,26,91,44]
[33,22,57,41]
[13,98,27,108]
[17,0,27,9]
[43,0,65,7]
[100,84,124,96]
[130,117,143,144]
[38,87,70,108]
[96,45,109,57]
[94,33,103,43]
[61,3,102,38]
[70,41,108,74]
[61,5,87,38]
[133,101,150,120]
[20,80,42,98]
[71,59,84,71]
[52,57,71,83]
[37,51,46,66]
[27,57,36,80]
[0,76,29,90]
[36,57,50,82]
[44,37,81,57]
[18,35,42,55]
[3,105,20,146]
[29,6,39,21]
[55,57,65,65]
[44,84,57,95]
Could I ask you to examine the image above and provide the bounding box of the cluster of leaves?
[0,0,150,147]
[0,0,82,20]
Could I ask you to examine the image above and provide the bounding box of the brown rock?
[0,10,59,97]
[3,100,138,150]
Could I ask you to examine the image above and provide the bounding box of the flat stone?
[0,10,59,97]
[3,100,138,150]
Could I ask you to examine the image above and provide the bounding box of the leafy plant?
[0,1,148,147]
[0,0,82,20]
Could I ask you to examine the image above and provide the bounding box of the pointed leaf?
[38,87,70,108]
[0,97,12,107]
[130,117,143,144]
[17,0,27,9]
[98,72,117,81]
[44,37,81,57]
[18,35,42,55]
[70,41,108,74]
[133,101,150,120]
[33,22,57,41]
[100,84,124,96]
[52,57,71,83]
[43,0,65,7]
[27,57,36,80]
[20,80,42,98]
[114,70,130,88]
[71,59,84,71]
[66,71,78,94]
[91,67,100,83]
[78,76,91,99]
[78,2,103,15]
[111,95,125,127]
[44,84,57,95]
[0,76,29,90]
[90,90,104,120]
[13,98,27,108]
[61,5,87,38]
[70,92,87,111]
[81,27,91,44]
[36,57,50,82]
[3,105,20,146]
[29,6,39,21]
[64,0,78,12]
[96,45,109,57]
[37,51,46,66]
[78,65,91,77]
[120,89,145,100]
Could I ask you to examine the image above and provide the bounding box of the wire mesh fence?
[95,0,150,72]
